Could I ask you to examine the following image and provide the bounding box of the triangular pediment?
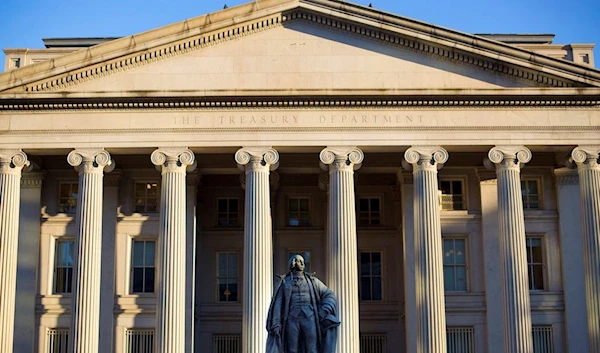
[2,0,600,94]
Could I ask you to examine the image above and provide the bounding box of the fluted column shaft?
[67,149,112,353]
[151,148,196,353]
[404,147,448,353]
[320,147,363,353]
[572,146,600,352]
[488,146,533,353]
[0,150,29,353]
[236,147,279,353]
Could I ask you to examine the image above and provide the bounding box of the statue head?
[289,254,306,272]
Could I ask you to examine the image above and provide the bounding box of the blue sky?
[1,0,599,69]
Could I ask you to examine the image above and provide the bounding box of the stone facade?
[1,1,599,353]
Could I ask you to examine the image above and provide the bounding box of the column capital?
[0,150,30,174]
[404,146,448,171]
[554,168,579,186]
[151,148,196,173]
[319,146,363,172]
[68,149,113,174]
[487,146,531,171]
[572,146,600,170]
[21,171,47,188]
[235,147,279,173]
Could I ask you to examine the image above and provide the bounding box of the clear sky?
[1,0,599,69]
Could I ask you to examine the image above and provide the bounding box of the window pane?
[299,198,309,211]
[133,242,144,267]
[145,268,155,293]
[135,182,146,196]
[528,180,538,193]
[372,253,381,275]
[532,265,544,290]
[229,283,238,301]
[54,268,66,293]
[361,278,371,301]
[440,181,451,194]
[289,199,298,212]
[218,199,228,212]
[57,241,74,266]
[372,277,382,300]
[456,266,467,291]
[443,266,455,291]
[452,181,463,194]
[531,244,543,263]
[132,268,144,293]
[219,283,228,301]
[359,198,369,211]
[147,183,158,196]
[443,240,454,265]
[145,242,155,266]
[66,268,73,293]
[229,199,238,211]
[218,254,227,276]
[454,240,466,265]
[370,199,380,211]
[228,254,238,277]
[360,253,371,275]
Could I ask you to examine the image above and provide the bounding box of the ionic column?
[571,146,600,352]
[67,149,113,353]
[553,167,589,353]
[151,148,196,353]
[487,146,533,353]
[0,150,29,353]
[404,147,448,353]
[235,147,279,353]
[319,146,364,353]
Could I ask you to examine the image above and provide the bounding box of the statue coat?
[266,273,340,353]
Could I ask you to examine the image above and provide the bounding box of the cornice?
[1,96,599,111]
[2,4,597,93]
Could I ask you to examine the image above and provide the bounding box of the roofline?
[2,88,599,100]
[1,0,599,91]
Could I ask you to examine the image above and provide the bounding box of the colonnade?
[0,145,599,353]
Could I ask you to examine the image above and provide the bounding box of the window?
[360,333,386,353]
[359,198,381,226]
[217,252,238,302]
[131,240,156,293]
[213,335,240,353]
[443,238,467,292]
[58,182,78,213]
[11,58,21,69]
[46,328,69,353]
[360,252,382,301]
[532,326,554,353]
[447,327,474,353]
[526,237,545,291]
[440,179,466,210]
[288,251,311,273]
[521,179,540,209]
[53,240,74,294]
[288,197,310,226]
[217,198,239,226]
[134,182,158,213]
[125,329,154,353]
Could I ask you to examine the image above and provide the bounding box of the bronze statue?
[266,254,340,353]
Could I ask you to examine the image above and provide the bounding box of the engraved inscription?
[173,113,425,127]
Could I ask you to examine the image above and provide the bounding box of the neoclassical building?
[1,1,599,353]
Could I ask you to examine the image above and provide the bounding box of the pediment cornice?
[1,0,600,93]
[1,89,599,111]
